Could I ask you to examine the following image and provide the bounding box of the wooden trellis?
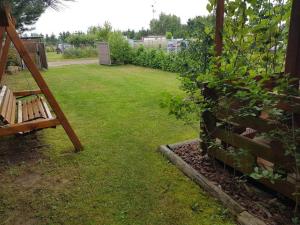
[201,0,300,200]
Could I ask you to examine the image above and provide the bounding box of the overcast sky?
[33,0,209,36]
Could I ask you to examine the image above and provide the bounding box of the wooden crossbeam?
[1,9,83,151]
[0,118,60,136]
[14,90,42,97]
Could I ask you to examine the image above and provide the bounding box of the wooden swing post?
[0,34,10,81]
[285,0,300,87]
[0,7,83,152]
[215,0,225,58]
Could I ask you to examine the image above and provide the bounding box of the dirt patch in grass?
[0,134,49,173]
[2,208,40,225]
[171,141,296,225]
[15,171,42,188]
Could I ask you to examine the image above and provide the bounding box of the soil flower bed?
[167,140,296,225]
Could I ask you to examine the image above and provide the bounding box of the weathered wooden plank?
[0,88,11,123]
[0,118,60,136]
[17,100,22,123]
[0,86,7,110]
[27,100,34,120]
[40,97,53,119]
[37,97,47,118]
[212,128,295,171]
[22,100,28,122]
[217,110,287,132]
[32,98,40,118]
[13,90,42,97]
[10,96,16,124]
[209,147,255,174]
[210,147,295,200]
[5,91,13,123]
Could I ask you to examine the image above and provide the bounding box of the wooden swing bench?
[0,7,82,151]
[0,85,59,136]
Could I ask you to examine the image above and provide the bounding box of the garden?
[0,0,300,225]
[0,64,236,225]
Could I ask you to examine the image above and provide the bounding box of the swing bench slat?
[0,85,56,134]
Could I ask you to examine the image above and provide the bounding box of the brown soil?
[0,134,48,173]
[171,141,297,225]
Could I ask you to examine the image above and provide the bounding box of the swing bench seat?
[0,85,60,136]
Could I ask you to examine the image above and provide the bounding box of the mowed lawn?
[0,64,235,225]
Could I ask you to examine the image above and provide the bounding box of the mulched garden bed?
[170,141,297,225]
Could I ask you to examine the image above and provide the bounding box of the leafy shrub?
[46,45,56,52]
[67,33,96,48]
[166,32,173,39]
[131,46,183,73]
[62,47,98,59]
[7,47,22,67]
[108,32,132,64]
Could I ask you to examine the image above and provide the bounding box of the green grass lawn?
[47,52,65,62]
[47,52,97,62]
[0,65,235,225]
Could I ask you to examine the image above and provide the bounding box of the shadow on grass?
[0,133,49,172]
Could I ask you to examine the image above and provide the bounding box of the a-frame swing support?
[0,8,83,152]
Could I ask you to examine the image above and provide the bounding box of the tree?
[88,22,112,42]
[165,32,173,39]
[134,28,150,40]
[66,32,95,47]
[1,0,72,32]
[108,32,131,64]
[186,15,215,38]
[59,31,71,42]
[45,33,59,45]
[123,29,136,39]
[150,13,182,38]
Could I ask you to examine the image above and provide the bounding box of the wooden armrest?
[13,90,42,97]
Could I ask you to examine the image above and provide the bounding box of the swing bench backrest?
[0,85,53,126]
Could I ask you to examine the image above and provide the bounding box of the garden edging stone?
[158,141,266,225]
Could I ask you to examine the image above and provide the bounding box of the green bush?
[108,32,132,64]
[62,47,98,59]
[46,45,56,52]
[7,47,22,67]
[131,46,183,73]
[66,33,95,48]
[166,32,173,39]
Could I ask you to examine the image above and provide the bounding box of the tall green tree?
[59,31,71,42]
[150,13,182,38]
[88,22,112,41]
[186,15,215,37]
[1,0,72,31]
